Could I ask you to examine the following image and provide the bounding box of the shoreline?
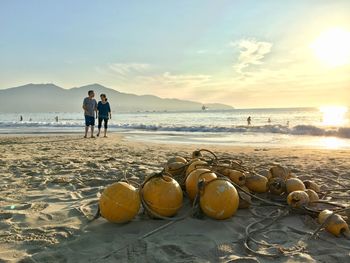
[1,131,350,151]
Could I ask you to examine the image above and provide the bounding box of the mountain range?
[0,84,233,112]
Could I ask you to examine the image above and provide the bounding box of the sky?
[0,0,350,108]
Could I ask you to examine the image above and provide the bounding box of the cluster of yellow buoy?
[98,150,349,238]
[265,165,349,237]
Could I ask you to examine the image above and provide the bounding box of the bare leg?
[103,119,108,137]
[84,126,89,138]
[91,126,95,138]
[97,128,100,137]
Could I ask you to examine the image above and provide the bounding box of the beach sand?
[0,134,349,262]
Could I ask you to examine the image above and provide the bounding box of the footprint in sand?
[30,202,49,212]
[158,244,196,261]
[4,203,32,210]
[225,258,260,263]
[0,212,13,220]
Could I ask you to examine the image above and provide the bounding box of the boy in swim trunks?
[82,90,97,138]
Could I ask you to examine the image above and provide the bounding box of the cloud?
[95,63,151,79]
[108,63,151,76]
[196,49,208,54]
[159,72,211,86]
[137,72,212,98]
[231,39,273,73]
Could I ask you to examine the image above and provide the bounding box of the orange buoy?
[238,186,251,209]
[167,156,187,165]
[217,168,246,186]
[287,190,309,208]
[165,161,186,176]
[245,173,268,193]
[305,189,319,202]
[286,178,305,193]
[318,210,350,237]
[268,177,286,195]
[185,169,217,200]
[303,180,320,192]
[269,165,290,180]
[99,182,141,223]
[199,179,239,219]
[185,160,208,177]
[142,175,183,217]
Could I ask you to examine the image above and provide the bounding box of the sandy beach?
[0,133,349,263]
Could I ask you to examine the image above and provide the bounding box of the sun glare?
[311,28,350,67]
[320,106,348,126]
[320,137,345,149]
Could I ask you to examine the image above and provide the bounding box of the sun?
[319,106,348,126]
[310,28,350,67]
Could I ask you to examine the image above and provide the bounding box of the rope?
[194,149,218,164]
[98,220,182,260]
[244,208,305,257]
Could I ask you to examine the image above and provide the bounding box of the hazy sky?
[1,0,350,108]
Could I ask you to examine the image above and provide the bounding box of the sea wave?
[0,121,350,139]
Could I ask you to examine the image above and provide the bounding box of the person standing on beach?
[247,116,251,125]
[83,90,97,138]
[96,94,111,137]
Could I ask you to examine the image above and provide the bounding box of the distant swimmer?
[29,118,32,121]
[268,118,271,123]
[286,121,290,127]
[247,116,251,126]
[55,116,59,122]
[20,115,23,121]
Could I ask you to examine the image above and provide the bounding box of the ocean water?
[1,108,350,149]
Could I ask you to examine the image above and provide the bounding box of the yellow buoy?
[192,150,203,159]
[186,160,208,176]
[305,189,319,202]
[165,161,186,176]
[185,169,217,200]
[142,175,183,217]
[245,173,268,193]
[287,190,309,208]
[318,210,350,237]
[199,179,239,220]
[303,180,320,192]
[99,182,141,223]
[217,168,246,186]
[167,156,187,165]
[268,177,286,195]
[238,186,252,209]
[269,165,290,180]
[260,169,272,181]
[285,178,305,194]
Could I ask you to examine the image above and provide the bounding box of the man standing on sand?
[247,116,251,126]
[83,90,97,138]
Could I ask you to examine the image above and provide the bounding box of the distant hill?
[0,83,233,112]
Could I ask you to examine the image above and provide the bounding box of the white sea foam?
[1,121,349,138]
